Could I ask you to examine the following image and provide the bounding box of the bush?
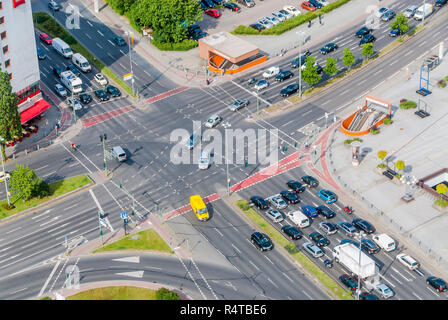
[152,39,198,51]
[344,138,363,145]
[370,128,380,135]
[36,181,51,198]
[1,203,15,210]
[400,100,417,109]
[445,76,448,81]
[155,288,180,300]
[232,25,260,35]
[435,199,448,208]
[437,80,446,88]
[237,200,250,211]
[377,163,387,169]
[397,38,404,43]
[383,118,393,125]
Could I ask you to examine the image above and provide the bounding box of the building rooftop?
[199,32,258,60]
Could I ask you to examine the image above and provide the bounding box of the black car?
[352,218,375,234]
[280,190,300,204]
[436,0,447,7]
[202,0,214,8]
[250,196,269,210]
[301,175,319,187]
[275,70,294,82]
[310,232,330,247]
[389,27,405,37]
[359,33,375,46]
[188,24,201,34]
[94,89,109,101]
[191,31,208,40]
[106,85,121,97]
[66,64,81,77]
[316,205,336,219]
[281,225,302,240]
[223,2,240,11]
[52,65,63,78]
[287,180,306,193]
[48,1,60,11]
[426,276,447,292]
[339,274,358,291]
[316,63,323,74]
[249,23,265,32]
[320,43,338,55]
[78,93,92,105]
[308,0,322,9]
[198,0,207,10]
[290,55,307,69]
[361,239,380,254]
[280,84,299,97]
[251,232,273,251]
[355,26,372,38]
[112,36,126,46]
[359,292,379,300]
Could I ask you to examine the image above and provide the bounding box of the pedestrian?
[308,19,311,28]
[57,120,61,129]
[319,13,322,25]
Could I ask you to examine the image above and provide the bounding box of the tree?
[395,160,405,174]
[131,0,202,44]
[301,56,321,88]
[106,0,136,15]
[323,57,339,76]
[361,43,374,61]
[377,150,387,164]
[0,71,22,160]
[390,13,409,33]
[436,183,448,197]
[9,164,42,202]
[342,48,355,70]
[156,288,180,300]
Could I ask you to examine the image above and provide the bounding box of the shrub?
[397,38,404,43]
[36,181,51,198]
[445,76,448,81]
[237,200,250,211]
[232,25,260,35]
[370,128,380,135]
[435,199,448,208]
[1,203,15,210]
[155,288,180,300]
[400,100,417,109]
[383,118,393,125]
[152,39,198,51]
[344,138,363,145]
[377,163,387,169]
[437,80,446,88]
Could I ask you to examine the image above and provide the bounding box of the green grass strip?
[93,229,174,254]
[66,286,179,300]
[235,200,354,300]
[32,12,134,97]
[0,175,91,220]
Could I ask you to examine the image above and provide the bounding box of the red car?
[301,1,316,11]
[205,9,221,18]
[39,32,53,45]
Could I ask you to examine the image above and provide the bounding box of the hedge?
[232,25,261,35]
[152,39,198,51]
[399,100,417,109]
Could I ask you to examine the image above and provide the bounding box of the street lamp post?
[99,133,108,176]
[125,31,135,96]
[296,31,306,97]
[0,137,11,207]
[355,231,365,300]
[253,91,260,115]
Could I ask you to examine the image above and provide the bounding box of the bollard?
[25,149,28,155]
[12,154,15,159]
[37,144,40,150]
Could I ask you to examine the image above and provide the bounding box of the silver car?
[302,242,324,258]
[54,83,67,97]
[279,9,293,19]
[229,99,249,112]
[272,11,286,22]
[319,221,338,235]
[403,5,418,18]
[374,283,394,299]
[67,97,82,110]
[265,15,280,25]
[337,221,358,237]
[258,18,274,29]
[198,150,210,170]
[268,195,288,209]
[265,209,284,223]
[205,114,222,128]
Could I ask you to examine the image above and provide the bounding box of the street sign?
[123,73,133,81]
[120,212,128,220]
[99,218,107,228]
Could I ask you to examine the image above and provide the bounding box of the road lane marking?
[302,289,313,299]
[32,209,51,219]
[86,20,93,27]
[0,254,20,264]
[191,257,218,299]
[248,260,260,271]
[412,291,423,300]
[231,243,241,254]
[38,259,61,297]
[40,216,59,227]
[264,255,275,265]
[391,267,411,281]
[97,30,104,37]
[283,273,294,284]
[267,277,279,289]
[6,227,22,234]
[214,228,224,237]
[388,273,402,285]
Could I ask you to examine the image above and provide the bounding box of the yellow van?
[190,195,209,221]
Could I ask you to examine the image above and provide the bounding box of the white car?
[396,253,419,270]
[267,195,288,209]
[54,83,67,97]
[94,73,108,86]
[254,80,269,91]
[198,150,210,170]
[258,18,274,29]
[374,283,394,299]
[262,66,280,79]
[279,9,293,19]
[205,114,221,128]
[0,171,10,182]
[272,11,287,22]
[283,5,301,17]
[265,15,280,25]
[67,97,82,111]
[375,7,389,18]
[317,0,329,6]
[265,209,284,223]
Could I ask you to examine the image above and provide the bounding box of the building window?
[0,31,5,40]
[2,45,8,54]
[4,59,10,68]
[9,73,12,80]
[0,2,3,10]
[0,17,4,25]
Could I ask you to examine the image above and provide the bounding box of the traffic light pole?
[100,134,108,176]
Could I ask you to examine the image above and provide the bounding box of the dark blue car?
[301,205,318,218]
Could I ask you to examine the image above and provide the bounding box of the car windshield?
[198,208,207,214]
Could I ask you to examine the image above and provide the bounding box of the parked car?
[280,84,299,97]
[310,232,330,247]
[79,93,92,105]
[251,232,273,251]
[301,205,318,218]
[283,5,301,16]
[435,0,447,7]
[265,209,284,223]
[355,26,372,38]
[205,8,221,18]
[359,292,380,300]
[275,70,294,82]
[316,205,335,219]
[403,5,418,18]
[265,15,280,25]
[278,9,293,19]
[238,0,255,8]
[94,89,109,101]
[287,180,306,193]
[280,190,300,204]
[258,18,274,29]
[112,36,126,46]
[0,171,10,182]
[381,9,396,21]
[223,2,240,11]
[205,114,222,128]
[373,283,394,299]
[339,274,358,291]
[48,1,60,11]
[106,85,121,97]
[396,253,419,270]
[198,1,207,11]
[320,43,338,55]
[361,239,380,254]
[426,276,447,293]
[263,66,280,79]
[301,1,316,11]
[254,79,269,91]
[54,83,67,97]
[94,73,108,86]
[375,7,389,18]
[352,218,375,234]
[52,65,63,78]
[319,221,338,235]
[39,32,53,45]
[359,33,376,45]
[318,189,338,204]
[302,242,323,258]
[389,27,405,37]
[229,99,249,111]
[337,221,358,237]
[272,10,287,22]
[202,0,214,8]
[250,196,269,210]
[37,48,46,60]
[191,31,208,41]
[317,0,329,5]
[267,195,288,209]
[67,97,82,111]
[249,23,265,32]
[281,225,302,240]
[308,0,322,9]
[301,175,319,187]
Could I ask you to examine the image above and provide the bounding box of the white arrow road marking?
[115,271,144,278]
[39,217,59,227]
[32,209,51,219]
[112,256,140,264]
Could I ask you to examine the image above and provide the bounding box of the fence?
[325,127,448,270]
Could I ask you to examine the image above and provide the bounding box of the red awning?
[20,99,51,124]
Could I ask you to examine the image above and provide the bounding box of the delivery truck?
[332,243,378,279]
[414,3,433,20]
[190,195,209,221]
[52,38,73,58]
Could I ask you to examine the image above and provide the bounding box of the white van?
[372,233,396,252]
[52,38,73,58]
[72,53,91,72]
[286,210,310,228]
[112,146,127,162]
